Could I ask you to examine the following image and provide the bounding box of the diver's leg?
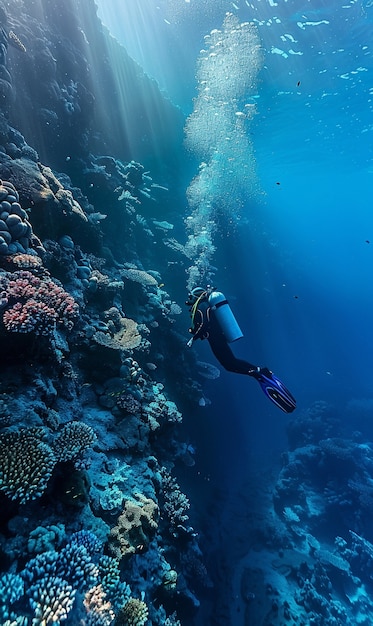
[208,334,256,375]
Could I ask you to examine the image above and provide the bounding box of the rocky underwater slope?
[0,1,210,624]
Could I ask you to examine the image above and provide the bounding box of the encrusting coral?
[109,493,159,560]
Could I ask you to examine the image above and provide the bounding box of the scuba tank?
[208,291,243,343]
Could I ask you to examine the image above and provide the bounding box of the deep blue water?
[95,1,373,621]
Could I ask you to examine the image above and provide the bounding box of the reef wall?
[0,1,210,625]
[3,0,186,179]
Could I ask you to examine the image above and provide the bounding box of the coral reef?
[0,2,212,626]
[0,269,78,335]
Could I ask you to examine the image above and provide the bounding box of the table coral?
[93,318,142,352]
[109,494,159,560]
[0,427,56,503]
[120,267,158,288]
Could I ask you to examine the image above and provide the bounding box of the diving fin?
[254,368,296,414]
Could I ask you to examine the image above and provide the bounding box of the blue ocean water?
[96,0,373,622]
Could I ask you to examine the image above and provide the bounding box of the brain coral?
[0,427,56,503]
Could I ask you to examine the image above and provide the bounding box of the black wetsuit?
[188,294,296,413]
[190,299,258,376]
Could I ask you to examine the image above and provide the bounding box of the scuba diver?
[186,286,296,414]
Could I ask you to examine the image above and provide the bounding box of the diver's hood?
[186,286,206,306]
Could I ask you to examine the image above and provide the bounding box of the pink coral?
[0,270,78,335]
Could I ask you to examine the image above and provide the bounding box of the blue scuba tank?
[208,291,243,343]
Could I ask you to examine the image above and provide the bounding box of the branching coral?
[53,421,97,462]
[0,270,78,335]
[28,575,76,624]
[0,427,56,503]
[97,555,130,611]
[0,573,24,623]
[116,393,141,415]
[83,583,115,626]
[160,467,190,528]
[109,493,159,560]
[115,598,148,626]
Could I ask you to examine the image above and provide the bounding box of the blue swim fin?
[254,368,296,413]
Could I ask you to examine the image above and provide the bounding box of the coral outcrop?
[109,494,159,560]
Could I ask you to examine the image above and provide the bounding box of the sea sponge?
[109,493,159,560]
[0,427,56,503]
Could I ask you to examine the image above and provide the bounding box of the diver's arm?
[188,309,210,343]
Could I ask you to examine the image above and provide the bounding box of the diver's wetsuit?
[188,291,296,413]
[190,298,258,376]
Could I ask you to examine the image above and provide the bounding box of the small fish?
[276,181,281,185]
[366,240,370,244]
[293,295,299,299]
[297,81,301,86]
